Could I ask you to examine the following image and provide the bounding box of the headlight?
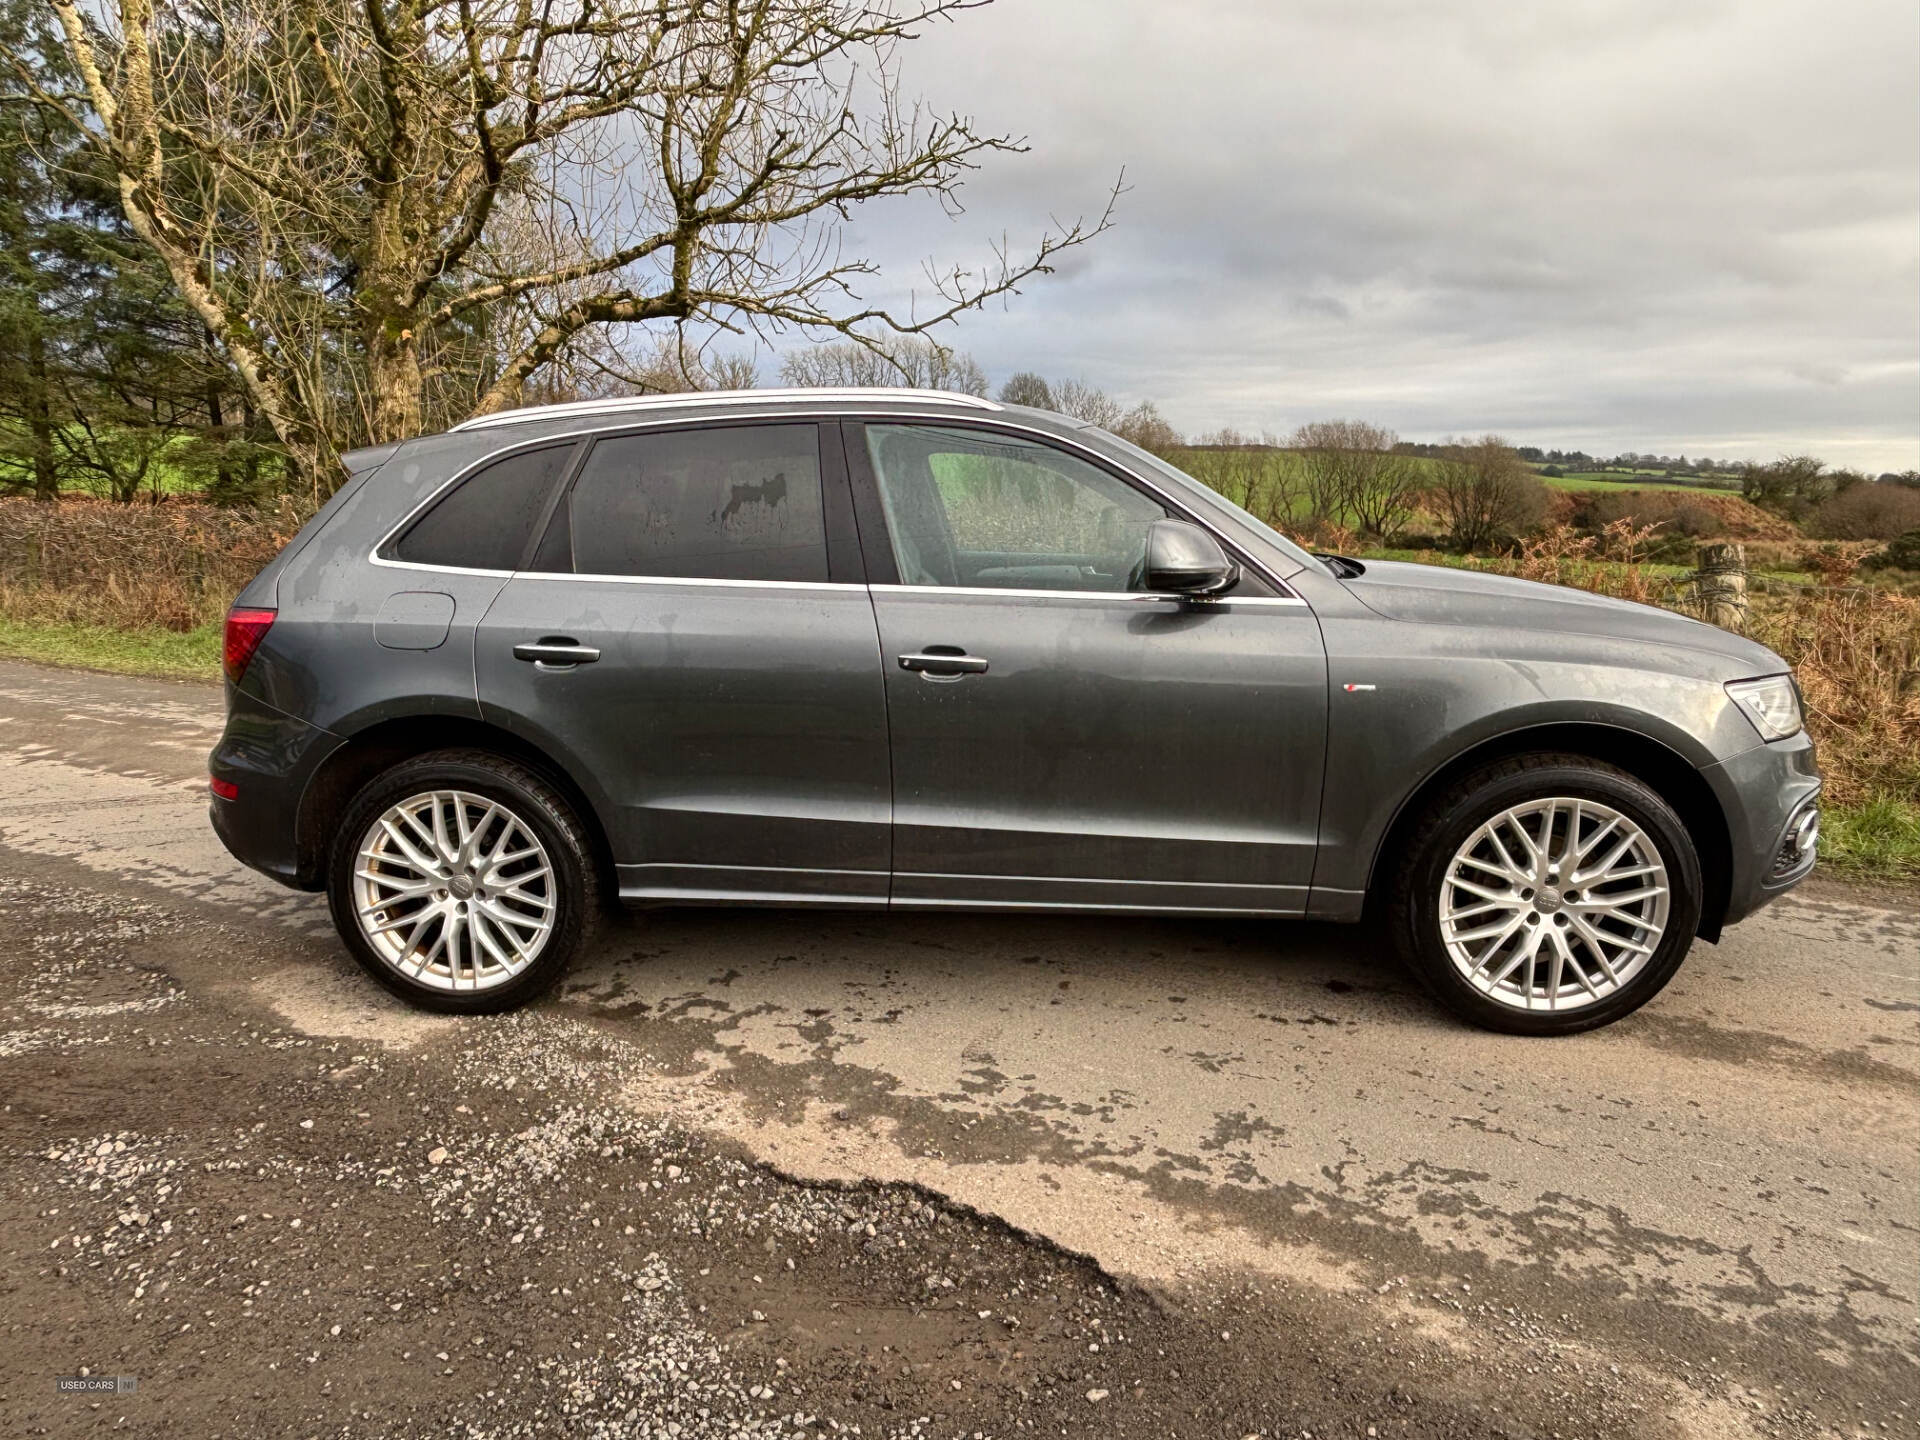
[1726,674,1803,741]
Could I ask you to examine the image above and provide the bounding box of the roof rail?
[448,386,1001,432]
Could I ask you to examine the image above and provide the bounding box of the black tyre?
[327,748,601,1014]
[1387,753,1702,1036]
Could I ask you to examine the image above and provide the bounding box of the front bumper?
[1704,729,1821,930]
[208,685,342,891]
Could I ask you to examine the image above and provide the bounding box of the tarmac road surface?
[1,656,1914,1439]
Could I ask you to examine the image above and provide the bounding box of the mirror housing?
[1144,519,1238,596]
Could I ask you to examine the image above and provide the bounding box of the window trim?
[866,583,1307,608]
[372,437,585,578]
[371,416,861,584]
[527,417,849,587]
[368,407,1302,600]
[506,571,866,594]
[840,416,1301,600]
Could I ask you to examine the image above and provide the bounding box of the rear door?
[475,420,892,905]
[848,420,1328,913]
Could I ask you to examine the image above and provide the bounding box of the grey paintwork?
[209,391,1818,937]
[475,573,894,905]
[871,585,1326,913]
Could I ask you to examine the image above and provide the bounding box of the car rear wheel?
[327,749,600,1013]
[1388,754,1702,1035]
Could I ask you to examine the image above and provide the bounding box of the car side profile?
[208,388,1821,1034]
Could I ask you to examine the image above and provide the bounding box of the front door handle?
[512,639,600,669]
[898,649,989,676]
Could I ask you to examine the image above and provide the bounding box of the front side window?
[864,424,1165,591]
[393,443,576,571]
[568,424,827,582]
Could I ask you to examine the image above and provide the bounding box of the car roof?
[447,387,1007,433]
[358,389,1095,494]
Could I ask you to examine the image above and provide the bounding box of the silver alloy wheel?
[351,789,556,992]
[1437,797,1670,1012]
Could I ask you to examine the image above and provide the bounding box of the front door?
[475,420,892,905]
[849,420,1327,913]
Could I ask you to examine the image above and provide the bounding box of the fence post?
[1696,541,1749,631]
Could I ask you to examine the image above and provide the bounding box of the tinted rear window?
[392,444,575,571]
[568,424,827,582]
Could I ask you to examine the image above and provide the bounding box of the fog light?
[1770,804,1819,880]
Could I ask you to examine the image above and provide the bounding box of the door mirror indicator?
[1144,520,1238,596]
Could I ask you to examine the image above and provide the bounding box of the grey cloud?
[793,0,1918,470]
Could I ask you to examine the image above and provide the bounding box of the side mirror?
[1144,519,1238,596]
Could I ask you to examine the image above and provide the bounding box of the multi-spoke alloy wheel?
[351,789,557,992]
[1438,796,1670,1013]
[1390,755,1702,1035]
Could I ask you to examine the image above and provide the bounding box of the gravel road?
[1,657,1914,1439]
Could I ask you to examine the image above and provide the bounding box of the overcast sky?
[806,0,1919,472]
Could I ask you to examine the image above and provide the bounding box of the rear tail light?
[223,607,276,684]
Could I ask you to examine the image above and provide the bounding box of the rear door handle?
[512,639,600,669]
[898,650,989,676]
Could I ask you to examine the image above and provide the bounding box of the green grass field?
[1167,449,1743,503]
[1538,471,1739,494]
[0,616,223,679]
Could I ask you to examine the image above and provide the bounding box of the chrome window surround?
[867,584,1307,608]
[370,410,1303,601]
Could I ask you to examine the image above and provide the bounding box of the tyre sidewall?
[1401,763,1702,1036]
[327,754,596,1014]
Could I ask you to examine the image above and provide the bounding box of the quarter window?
[864,425,1166,591]
[568,424,828,582]
[393,443,576,571]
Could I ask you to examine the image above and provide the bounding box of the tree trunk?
[241,395,261,496]
[362,122,426,443]
[366,320,424,442]
[25,326,60,502]
[205,327,237,499]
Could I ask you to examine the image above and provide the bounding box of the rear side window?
[392,444,576,571]
[567,424,827,582]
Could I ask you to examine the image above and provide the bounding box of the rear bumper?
[208,684,341,891]
[1704,730,1822,930]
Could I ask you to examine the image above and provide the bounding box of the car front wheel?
[1389,754,1703,1035]
[327,749,600,1013]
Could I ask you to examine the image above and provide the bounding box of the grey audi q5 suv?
[208,388,1820,1033]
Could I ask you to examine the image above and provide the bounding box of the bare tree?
[17,0,1114,492]
[511,326,761,407]
[779,335,986,395]
[1051,378,1125,430]
[997,371,1054,409]
[1183,429,1299,528]
[1740,455,1844,522]
[1289,419,1419,537]
[1434,435,1550,552]
[1110,399,1181,458]
[1023,377,1181,454]
[703,354,764,392]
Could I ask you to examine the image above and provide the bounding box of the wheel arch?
[294,714,617,897]
[1363,722,1734,942]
